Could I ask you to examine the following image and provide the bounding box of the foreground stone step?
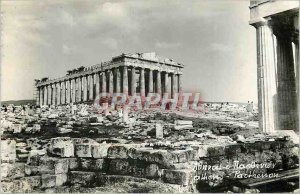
[1,176,41,193]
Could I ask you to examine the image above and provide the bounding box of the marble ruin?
[34,52,183,106]
[249,0,299,132]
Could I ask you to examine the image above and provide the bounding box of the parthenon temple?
[34,52,184,106]
[249,0,299,132]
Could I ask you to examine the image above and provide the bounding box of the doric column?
[52,84,56,106]
[76,77,82,102]
[44,86,48,105]
[101,72,106,93]
[109,70,114,95]
[123,66,128,95]
[115,68,121,93]
[48,84,52,105]
[156,71,161,95]
[56,82,61,105]
[276,36,298,130]
[61,81,66,104]
[39,87,43,106]
[163,72,169,95]
[131,67,136,95]
[140,68,145,97]
[252,20,278,133]
[95,73,100,97]
[177,74,182,93]
[71,79,76,103]
[36,87,40,106]
[89,74,94,100]
[66,80,71,104]
[171,73,176,98]
[83,76,88,101]
[148,69,153,93]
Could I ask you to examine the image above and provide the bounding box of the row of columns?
[252,16,298,132]
[36,67,182,106]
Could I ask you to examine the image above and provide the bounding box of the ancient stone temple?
[249,0,299,132]
[34,52,184,106]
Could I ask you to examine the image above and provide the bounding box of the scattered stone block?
[32,124,41,133]
[91,143,111,158]
[78,158,105,171]
[162,169,194,186]
[12,124,22,133]
[1,139,16,163]
[1,163,25,179]
[48,137,74,157]
[69,171,96,186]
[48,114,59,119]
[39,156,69,174]
[108,159,131,175]
[68,158,80,170]
[56,127,72,134]
[174,120,193,130]
[1,179,33,193]
[145,163,160,178]
[156,124,164,139]
[273,130,299,144]
[107,144,140,159]
[75,142,99,158]
[41,174,67,188]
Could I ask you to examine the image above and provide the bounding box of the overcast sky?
[1,0,257,102]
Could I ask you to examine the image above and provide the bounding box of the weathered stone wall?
[1,136,298,193]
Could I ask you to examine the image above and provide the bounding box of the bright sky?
[1,0,257,103]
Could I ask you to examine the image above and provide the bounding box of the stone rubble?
[0,102,298,193]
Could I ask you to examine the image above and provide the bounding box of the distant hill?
[1,99,36,106]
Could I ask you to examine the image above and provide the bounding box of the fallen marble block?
[39,156,69,174]
[91,143,111,158]
[162,169,194,186]
[1,139,16,163]
[48,137,74,157]
[41,174,67,188]
[69,171,96,187]
[1,162,25,179]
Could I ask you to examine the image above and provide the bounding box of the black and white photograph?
[0,0,299,193]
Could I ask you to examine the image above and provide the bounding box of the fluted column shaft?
[48,85,52,105]
[52,84,56,106]
[276,37,298,130]
[57,82,61,105]
[66,80,71,104]
[116,68,121,93]
[131,67,136,95]
[163,72,169,95]
[61,81,66,104]
[177,74,182,93]
[156,71,161,95]
[76,77,82,102]
[36,88,40,105]
[95,73,100,97]
[44,86,48,105]
[101,72,106,93]
[123,66,128,95]
[89,74,94,100]
[171,73,176,98]
[83,76,88,101]
[109,70,114,95]
[255,22,277,133]
[148,69,153,93]
[39,87,43,106]
[71,79,76,103]
[140,68,145,97]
